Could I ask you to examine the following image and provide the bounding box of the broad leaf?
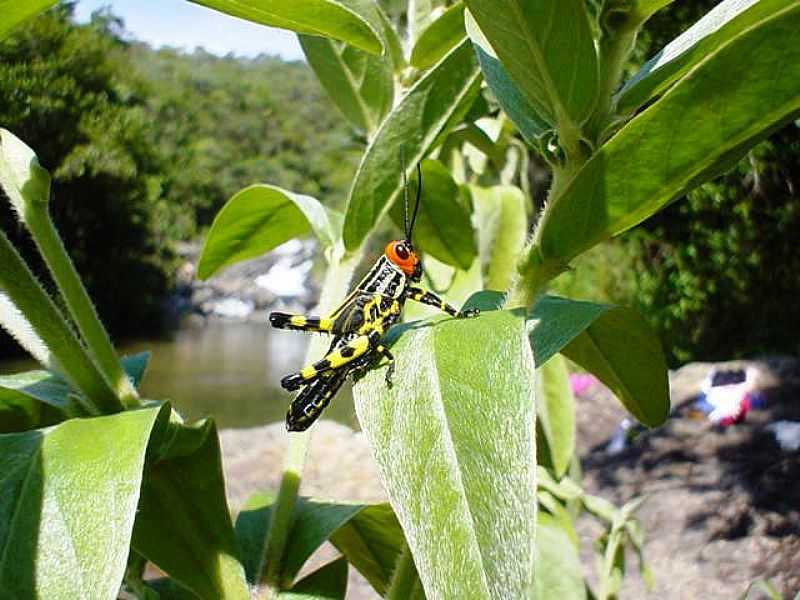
[122,352,150,389]
[559,304,670,427]
[329,503,405,597]
[0,0,57,42]
[355,309,537,599]
[0,406,161,598]
[188,0,383,54]
[534,513,587,600]
[390,159,476,269]
[464,293,669,426]
[0,370,75,433]
[538,4,800,263]
[233,491,274,583]
[471,184,528,290]
[132,411,249,600]
[280,558,348,599]
[465,0,598,128]
[0,128,51,220]
[198,184,340,279]
[343,41,481,250]
[535,354,575,479]
[617,0,792,115]
[410,2,466,70]
[465,11,551,146]
[300,35,393,134]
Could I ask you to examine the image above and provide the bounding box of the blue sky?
[74,0,304,60]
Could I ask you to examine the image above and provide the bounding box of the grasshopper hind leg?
[286,370,347,432]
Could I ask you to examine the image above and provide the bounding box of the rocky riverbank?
[218,358,800,599]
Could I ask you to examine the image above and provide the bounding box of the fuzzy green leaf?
[617,0,792,115]
[464,0,598,127]
[410,2,466,70]
[354,309,537,599]
[198,184,340,280]
[300,35,393,134]
[390,159,476,269]
[465,12,551,145]
[343,41,481,250]
[471,184,528,290]
[188,0,383,54]
[280,558,348,599]
[534,512,587,600]
[132,411,248,600]
[0,406,161,597]
[535,354,576,479]
[0,0,57,41]
[538,3,800,264]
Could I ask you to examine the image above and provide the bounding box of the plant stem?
[259,247,362,596]
[0,231,121,413]
[24,206,140,408]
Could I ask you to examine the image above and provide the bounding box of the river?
[0,319,360,430]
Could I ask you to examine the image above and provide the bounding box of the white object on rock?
[255,258,313,298]
[212,297,255,319]
[767,421,800,452]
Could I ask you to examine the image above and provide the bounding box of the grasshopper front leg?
[269,312,336,333]
[406,286,479,318]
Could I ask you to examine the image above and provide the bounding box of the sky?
[73,0,304,60]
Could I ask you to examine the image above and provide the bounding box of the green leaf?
[233,491,274,583]
[354,309,537,598]
[343,41,481,250]
[299,35,393,134]
[0,370,76,433]
[390,159,476,270]
[0,406,161,598]
[188,0,383,54]
[198,184,340,280]
[464,0,598,128]
[465,12,551,146]
[0,128,51,220]
[535,354,575,479]
[280,558,348,599]
[0,0,57,41]
[132,411,249,600]
[529,295,669,427]
[617,0,792,115]
[538,3,800,264]
[410,2,466,70]
[329,503,405,597]
[535,513,587,600]
[471,184,528,290]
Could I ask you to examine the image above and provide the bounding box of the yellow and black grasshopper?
[269,161,479,431]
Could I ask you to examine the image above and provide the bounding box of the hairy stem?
[24,207,140,408]
[259,248,363,595]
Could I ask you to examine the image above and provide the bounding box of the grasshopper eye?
[385,240,417,275]
[394,243,409,260]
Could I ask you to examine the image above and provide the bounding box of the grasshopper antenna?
[408,161,422,242]
[401,147,410,240]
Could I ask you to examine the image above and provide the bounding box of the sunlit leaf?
[198,184,340,279]
[0,0,57,42]
[534,512,587,600]
[355,309,537,598]
[280,558,348,599]
[410,2,466,70]
[0,406,161,598]
[617,0,792,115]
[538,4,800,263]
[535,354,575,479]
[188,0,383,54]
[343,41,481,250]
[132,410,249,600]
[464,0,598,127]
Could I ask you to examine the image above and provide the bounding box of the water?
[0,319,360,430]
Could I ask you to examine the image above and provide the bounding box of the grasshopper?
[269,160,479,431]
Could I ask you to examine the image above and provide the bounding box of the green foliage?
[355,309,537,599]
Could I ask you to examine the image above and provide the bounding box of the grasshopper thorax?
[385,239,422,281]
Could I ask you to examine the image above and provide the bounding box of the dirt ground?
[219,357,800,599]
